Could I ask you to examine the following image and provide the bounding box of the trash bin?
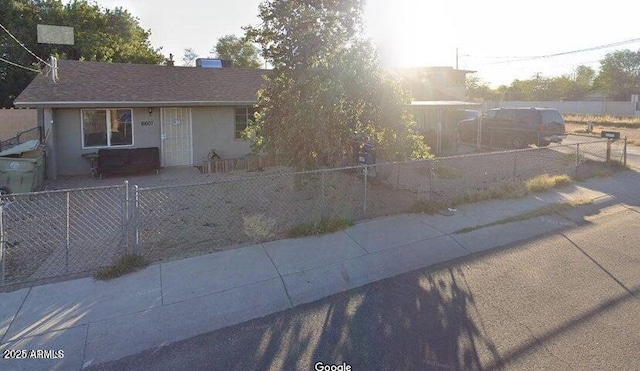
[0,140,46,194]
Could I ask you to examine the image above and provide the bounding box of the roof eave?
[13,100,258,108]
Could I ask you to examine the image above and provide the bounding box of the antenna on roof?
[50,55,58,82]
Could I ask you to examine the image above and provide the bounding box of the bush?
[95,254,149,280]
[287,218,354,238]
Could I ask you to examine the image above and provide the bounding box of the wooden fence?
[0,108,38,141]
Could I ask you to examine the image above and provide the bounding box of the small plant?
[526,174,572,193]
[455,180,528,205]
[94,254,149,280]
[287,218,354,238]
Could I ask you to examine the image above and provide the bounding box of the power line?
[0,56,41,73]
[0,22,51,67]
[470,37,640,66]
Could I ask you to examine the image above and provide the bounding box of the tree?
[245,0,428,170]
[594,49,640,100]
[182,47,198,66]
[466,76,501,101]
[211,34,261,68]
[0,0,164,107]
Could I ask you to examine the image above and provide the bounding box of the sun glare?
[364,0,460,68]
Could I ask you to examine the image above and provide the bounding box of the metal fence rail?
[0,139,628,288]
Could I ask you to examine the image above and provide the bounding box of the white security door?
[160,108,193,166]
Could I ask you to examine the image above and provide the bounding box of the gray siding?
[53,106,249,176]
[191,107,251,166]
[54,107,161,176]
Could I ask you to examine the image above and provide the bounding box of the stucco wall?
[53,106,250,176]
[486,101,640,117]
[191,107,251,166]
[54,107,161,176]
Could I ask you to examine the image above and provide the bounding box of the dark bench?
[97,147,160,178]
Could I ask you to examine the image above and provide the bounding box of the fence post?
[363,165,368,214]
[134,185,140,256]
[624,136,628,167]
[66,191,70,274]
[123,181,129,256]
[320,171,326,218]
[606,140,612,164]
[1,203,4,286]
[429,159,435,202]
[575,143,580,178]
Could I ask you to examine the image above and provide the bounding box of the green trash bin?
[0,140,46,194]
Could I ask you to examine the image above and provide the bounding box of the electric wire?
[0,56,41,73]
[0,22,51,67]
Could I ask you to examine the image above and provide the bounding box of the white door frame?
[160,107,194,166]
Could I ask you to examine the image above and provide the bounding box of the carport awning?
[411,100,481,108]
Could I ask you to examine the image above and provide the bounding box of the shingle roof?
[14,59,268,108]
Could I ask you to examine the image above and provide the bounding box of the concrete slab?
[451,216,574,253]
[4,265,161,341]
[0,324,87,371]
[283,235,468,306]
[160,244,279,305]
[263,231,367,276]
[533,185,610,205]
[412,197,547,235]
[0,288,30,341]
[345,214,444,253]
[83,277,290,367]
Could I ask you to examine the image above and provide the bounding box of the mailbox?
[600,131,620,140]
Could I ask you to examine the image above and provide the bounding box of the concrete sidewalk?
[1,171,639,371]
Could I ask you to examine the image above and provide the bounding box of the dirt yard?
[565,122,640,145]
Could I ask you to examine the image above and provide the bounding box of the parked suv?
[457,107,566,148]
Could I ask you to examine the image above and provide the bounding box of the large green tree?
[211,34,261,68]
[594,49,640,101]
[0,0,164,107]
[245,0,428,169]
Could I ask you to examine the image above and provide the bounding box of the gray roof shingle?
[14,59,268,107]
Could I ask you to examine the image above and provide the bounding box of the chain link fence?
[0,139,628,288]
[0,183,130,287]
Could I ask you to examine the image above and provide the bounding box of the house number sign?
[141,121,154,126]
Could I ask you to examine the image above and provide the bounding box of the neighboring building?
[393,66,475,101]
[14,59,266,179]
[392,66,478,154]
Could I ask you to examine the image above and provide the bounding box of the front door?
[160,108,193,166]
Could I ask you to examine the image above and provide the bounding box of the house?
[393,66,475,101]
[391,66,479,154]
[14,59,267,179]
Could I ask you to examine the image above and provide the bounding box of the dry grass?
[287,218,354,238]
[94,255,148,280]
[526,174,572,193]
[563,114,640,127]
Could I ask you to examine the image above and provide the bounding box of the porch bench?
[97,147,160,178]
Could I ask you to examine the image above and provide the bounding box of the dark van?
[457,107,566,148]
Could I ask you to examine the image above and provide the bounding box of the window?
[235,107,256,139]
[82,109,133,148]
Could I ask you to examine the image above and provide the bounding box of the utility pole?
[456,48,459,69]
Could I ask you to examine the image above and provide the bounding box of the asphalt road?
[89,203,640,371]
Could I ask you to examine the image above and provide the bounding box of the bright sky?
[70,0,640,87]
